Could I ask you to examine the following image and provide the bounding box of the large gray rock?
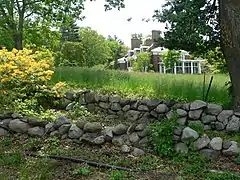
[103,127,113,141]
[45,122,55,134]
[99,102,109,109]
[215,122,225,130]
[155,104,169,114]
[68,124,83,139]
[207,104,222,115]
[223,140,232,149]
[194,134,210,150]
[93,135,105,145]
[200,149,221,158]
[146,99,162,109]
[59,124,71,135]
[138,137,149,147]
[119,98,131,106]
[0,127,9,136]
[135,124,146,131]
[122,105,131,112]
[175,143,188,153]
[138,128,151,137]
[50,130,60,137]
[217,110,233,122]
[54,116,70,129]
[226,115,240,132]
[9,119,30,133]
[176,109,188,117]
[111,103,121,111]
[189,109,203,120]
[202,115,216,124]
[177,117,187,126]
[166,111,175,120]
[100,95,109,102]
[28,117,47,126]
[83,122,102,133]
[132,148,145,157]
[125,110,141,121]
[222,141,239,156]
[76,119,88,129]
[112,135,129,146]
[0,119,11,129]
[181,127,199,143]
[129,132,140,143]
[109,95,121,103]
[190,100,207,110]
[85,92,95,103]
[138,105,149,111]
[80,132,101,143]
[28,127,45,137]
[121,145,131,153]
[209,137,222,151]
[112,124,127,135]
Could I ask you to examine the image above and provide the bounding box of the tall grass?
[51,67,231,108]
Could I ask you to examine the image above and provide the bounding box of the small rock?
[111,103,121,111]
[146,99,162,109]
[202,115,216,124]
[226,115,240,132]
[222,141,239,156]
[174,127,183,136]
[100,95,109,102]
[0,119,11,129]
[132,148,145,157]
[112,135,128,146]
[50,130,60,137]
[83,122,102,133]
[103,127,113,141]
[80,132,102,143]
[45,122,55,134]
[215,122,225,130]
[0,127,9,136]
[121,145,131,153]
[68,124,84,139]
[9,119,30,133]
[135,124,146,131]
[109,95,121,103]
[194,134,210,150]
[176,109,188,117]
[119,98,131,106]
[112,124,127,135]
[150,110,158,118]
[173,135,180,141]
[209,137,223,151]
[207,104,222,115]
[99,102,109,109]
[190,100,207,110]
[223,140,232,149]
[28,127,45,137]
[79,94,86,105]
[177,117,187,126]
[138,105,149,111]
[166,111,175,120]
[189,109,203,120]
[181,127,199,143]
[175,143,188,153]
[59,124,71,135]
[66,102,75,111]
[125,110,141,121]
[138,137,149,147]
[11,113,22,119]
[76,119,88,129]
[138,128,151,137]
[54,116,70,129]
[85,92,95,103]
[129,132,140,143]
[217,110,233,122]
[28,117,47,127]
[182,103,190,111]
[127,124,137,134]
[204,125,212,130]
[86,104,95,112]
[122,105,131,112]
[65,92,74,100]
[94,94,100,102]
[200,149,221,158]
[93,135,105,145]
[155,104,169,114]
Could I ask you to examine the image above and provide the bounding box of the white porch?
[159,60,203,74]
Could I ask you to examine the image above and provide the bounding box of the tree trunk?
[219,0,240,110]
[15,10,24,50]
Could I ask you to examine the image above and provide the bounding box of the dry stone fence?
[0,90,239,157]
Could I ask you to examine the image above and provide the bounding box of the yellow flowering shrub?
[0,47,54,89]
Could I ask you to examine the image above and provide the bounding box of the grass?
[1,135,239,180]
[51,67,231,108]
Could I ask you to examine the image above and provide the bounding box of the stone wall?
[0,90,239,158]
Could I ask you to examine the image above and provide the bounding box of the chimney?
[152,30,161,42]
[131,38,142,50]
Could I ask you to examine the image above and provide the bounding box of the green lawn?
[51,67,231,108]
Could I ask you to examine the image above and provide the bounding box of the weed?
[1,136,12,146]
[73,164,91,176]
[0,151,22,166]
[188,122,204,135]
[109,170,127,180]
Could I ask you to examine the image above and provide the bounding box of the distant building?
[117,30,205,74]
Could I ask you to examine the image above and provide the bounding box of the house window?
[184,62,191,74]
[193,62,199,74]
[176,62,183,73]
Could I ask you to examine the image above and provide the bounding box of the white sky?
[79,0,166,47]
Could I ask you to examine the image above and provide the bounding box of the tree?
[0,0,125,50]
[60,20,80,43]
[162,50,181,70]
[130,52,152,72]
[153,0,240,109]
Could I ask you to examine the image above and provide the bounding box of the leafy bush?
[129,52,152,72]
[162,49,181,69]
[149,114,178,157]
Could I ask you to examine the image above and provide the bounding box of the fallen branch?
[24,151,139,172]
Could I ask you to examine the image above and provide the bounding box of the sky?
[79,0,166,47]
